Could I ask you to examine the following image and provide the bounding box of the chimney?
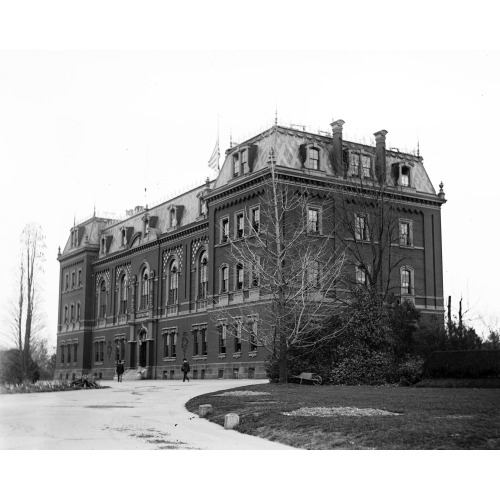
[330,119,345,175]
[374,130,388,183]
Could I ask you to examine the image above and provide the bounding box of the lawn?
[185,383,500,450]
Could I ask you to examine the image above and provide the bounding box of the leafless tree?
[211,150,348,383]
[4,223,47,381]
[334,176,411,300]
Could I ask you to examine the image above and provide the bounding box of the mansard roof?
[214,125,436,195]
[60,181,214,258]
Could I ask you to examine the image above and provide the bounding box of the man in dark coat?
[116,360,125,382]
[181,358,190,382]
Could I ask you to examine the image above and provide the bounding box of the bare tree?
[334,176,410,300]
[211,150,347,383]
[4,223,47,381]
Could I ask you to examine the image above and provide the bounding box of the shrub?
[396,356,424,386]
[422,350,500,378]
[330,352,396,385]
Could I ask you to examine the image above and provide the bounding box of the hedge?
[422,350,500,378]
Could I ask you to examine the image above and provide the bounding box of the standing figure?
[181,358,190,382]
[116,360,125,382]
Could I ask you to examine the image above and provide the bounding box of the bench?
[290,372,322,385]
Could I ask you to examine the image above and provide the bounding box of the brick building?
[55,120,446,381]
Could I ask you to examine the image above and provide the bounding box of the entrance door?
[139,341,147,367]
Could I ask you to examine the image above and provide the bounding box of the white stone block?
[224,413,240,429]
[199,404,213,418]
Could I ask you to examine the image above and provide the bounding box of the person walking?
[116,360,124,382]
[181,358,190,382]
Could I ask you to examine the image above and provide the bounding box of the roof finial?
[230,131,233,148]
[93,204,96,217]
[417,137,420,157]
[275,107,278,126]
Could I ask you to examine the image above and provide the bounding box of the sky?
[1,50,499,349]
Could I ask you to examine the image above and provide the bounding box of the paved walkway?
[0,379,294,450]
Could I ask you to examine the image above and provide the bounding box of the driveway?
[0,379,294,450]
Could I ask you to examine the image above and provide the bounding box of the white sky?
[1,49,499,346]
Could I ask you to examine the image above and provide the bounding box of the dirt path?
[0,379,294,450]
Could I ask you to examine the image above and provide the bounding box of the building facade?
[55,120,446,381]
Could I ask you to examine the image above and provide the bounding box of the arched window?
[64,305,68,324]
[70,303,74,322]
[401,267,413,295]
[119,274,128,314]
[77,302,81,322]
[140,268,149,310]
[199,252,208,300]
[99,281,107,318]
[168,262,179,305]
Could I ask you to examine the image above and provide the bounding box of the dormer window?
[241,150,248,173]
[401,166,410,187]
[121,228,127,247]
[233,154,240,177]
[349,152,372,177]
[100,236,106,254]
[392,163,412,187]
[308,148,319,170]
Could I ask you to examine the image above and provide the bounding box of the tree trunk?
[278,348,288,384]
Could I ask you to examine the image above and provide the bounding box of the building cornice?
[92,221,209,268]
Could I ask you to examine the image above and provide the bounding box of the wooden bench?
[290,372,322,385]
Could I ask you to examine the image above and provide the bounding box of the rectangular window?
[71,272,75,289]
[349,153,360,176]
[65,274,69,291]
[61,345,65,364]
[355,214,368,241]
[221,267,228,293]
[308,208,320,234]
[164,334,169,358]
[400,221,412,246]
[73,343,78,363]
[201,328,207,356]
[308,148,319,170]
[236,264,244,290]
[251,257,260,288]
[236,213,244,238]
[361,156,371,177]
[251,207,260,233]
[233,154,240,177]
[67,344,71,364]
[193,330,199,356]
[221,218,229,243]
[235,321,242,352]
[241,150,248,173]
[219,324,227,354]
[172,332,177,358]
[250,320,258,351]
[307,260,320,288]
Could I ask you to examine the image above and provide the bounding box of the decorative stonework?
[163,246,183,275]
[114,262,131,289]
[191,236,209,268]
[95,269,110,292]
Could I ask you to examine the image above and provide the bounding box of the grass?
[0,379,108,394]
[185,383,500,450]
